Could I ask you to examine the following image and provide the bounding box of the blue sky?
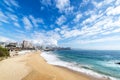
[0,0,120,50]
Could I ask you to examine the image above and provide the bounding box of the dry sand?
[0,50,109,80]
[0,54,31,80]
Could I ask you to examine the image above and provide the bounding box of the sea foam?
[17,50,32,55]
[41,51,118,80]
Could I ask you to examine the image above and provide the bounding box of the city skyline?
[0,0,120,50]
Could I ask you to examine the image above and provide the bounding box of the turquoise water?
[41,50,120,80]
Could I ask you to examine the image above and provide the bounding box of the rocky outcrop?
[116,62,120,65]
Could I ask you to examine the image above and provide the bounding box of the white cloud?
[4,0,19,7]
[80,15,120,37]
[0,11,8,23]
[40,0,52,6]
[46,31,61,40]
[0,10,21,28]
[69,1,120,39]
[60,25,100,39]
[59,25,69,35]
[1,0,120,49]
[54,28,60,32]
[23,17,33,30]
[115,0,120,6]
[15,30,25,34]
[6,13,18,21]
[77,36,120,44]
[82,14,101,25]
[55,0,74,13]
[6,7,14,12]
[56,15,66,25]
[73,13,82,23]
[55,0,69,11]
[61,35,120,49]
[14,22,20,27]
[63,29,82,38]
[92,0,115,9]
[29,15,44,27]
[102,28,120,35]
[107,5,120,16]
[80,0,90,7]
[112,28,120,33]
[56,0,120,49]
[3,0,20,13]
[31,31,61,46]
[0,36,15,42]
[60,9,120,39]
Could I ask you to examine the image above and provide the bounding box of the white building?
[22,40,33,49]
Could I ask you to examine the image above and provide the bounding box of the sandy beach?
[0,51,109,80]
[0,53,31,80]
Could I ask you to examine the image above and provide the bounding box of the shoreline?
[0,50,111,80]
[23,50,90,80]
[40,51,111,80]
[40,51,113,80]
[23,50,110,80]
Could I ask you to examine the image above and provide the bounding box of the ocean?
[41,50,120,80]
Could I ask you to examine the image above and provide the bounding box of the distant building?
[35,46,43,50]
[5,43,17,48]
[5,42,17,50]
[22,40,27,48]
[16,42,22,48]
[22,40,34,49]
[8,43,17,47]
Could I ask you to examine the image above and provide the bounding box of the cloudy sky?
[0,0,120,50]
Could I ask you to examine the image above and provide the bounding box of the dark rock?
[116,62,120,65]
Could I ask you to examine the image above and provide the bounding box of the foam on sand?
[17,50,32,55]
